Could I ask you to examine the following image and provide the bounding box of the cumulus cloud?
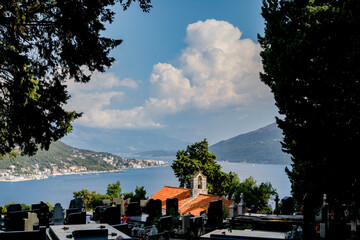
[146,19,270,113]
[67,19,272,129]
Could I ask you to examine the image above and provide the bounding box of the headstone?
[5,210,28,231]
[146,199,162,218]
[319,194,329,239]
[37,202,52,227]
[158,216,172,232]
[7,204,21,213]
[207,200,222,228]
[238,193,246,215]
[126,202,141,216]
[113,197,121,205]
[101,199,111,206]
[166,198,179,216]
[281,196,294,215]
[190,216,204,238]
[69,198,83,212]
[100,205,121,225]
[24,212,39,231]
[140,199,148,208]
[229,195,237,218]
[273,195,280,215]
[182,214,191,234]
[303,193,315,240]
[65,211,86,225]
[350,201,357,238]
[52,203,64,225]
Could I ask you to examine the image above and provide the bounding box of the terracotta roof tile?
[150,186,232,216]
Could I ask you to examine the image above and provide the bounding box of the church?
[149,172,232,216]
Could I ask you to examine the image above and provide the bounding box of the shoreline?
[0,164,168,183]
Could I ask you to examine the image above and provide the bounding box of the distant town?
[0,147,167,182]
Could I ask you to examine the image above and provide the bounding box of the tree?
[228,175,277,213]
[106,180,121,198]
[132,185,147,202]
[171,139,233,196]
[0,0,152,156]
[259,0,360,208]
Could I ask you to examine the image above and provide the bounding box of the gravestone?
[274,195,280,215]
[52,203,64,225]
[65,211,86,225]
[37,201,52,228]
[166,198,179,216]
[238,193,246,215]
[126,202,141,216]
[113,197,121,205]
[281,196,294,215]
[140,199,148,208]
[229,196,237,218]
[100,205,121,225]
[190,216,204,238]
[182,214,191,234]
[207,200,223,228]
[69,198,83,212]
[5,210,28,231]
[303,193,315,240]
[101,199,111,206]
[24,212,39,231]
[158,216,172,232]
[145,199,162,226]
[7,204,21,213]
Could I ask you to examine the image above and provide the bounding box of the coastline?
[0,162,168,183]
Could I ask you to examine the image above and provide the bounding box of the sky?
[64,0,278,146]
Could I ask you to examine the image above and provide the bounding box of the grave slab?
[49,223,131,240]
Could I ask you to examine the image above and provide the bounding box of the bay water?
[0,161,291,208]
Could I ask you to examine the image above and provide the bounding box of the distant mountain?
[0,141,163,173]
[62,126,190,155]
[209,123,291,164]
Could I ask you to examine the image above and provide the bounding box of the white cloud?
[146,19,271,112]
[67,19,272,129]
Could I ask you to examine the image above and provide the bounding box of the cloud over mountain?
[66,19,272,130]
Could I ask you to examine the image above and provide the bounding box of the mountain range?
[209,123,291,164]
[2,123,291,167]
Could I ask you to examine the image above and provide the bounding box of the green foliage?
[74,181,147,210]
[0,0,152,156]
[133,186,147,202]
[0,141,120,172]
[21,203,31,211]
[107,180,122,198]
[228,173,277,213]
[73,189,111,211]
[171,139,233,196]
[259,0,360,207]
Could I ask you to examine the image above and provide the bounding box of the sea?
[0,160,291,209]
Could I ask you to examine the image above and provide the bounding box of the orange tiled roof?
[149,186,232,216]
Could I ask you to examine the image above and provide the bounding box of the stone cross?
[24,212,39,231]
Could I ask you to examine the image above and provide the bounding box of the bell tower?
[190,172,208,197]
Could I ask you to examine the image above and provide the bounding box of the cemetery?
[1,171,359,240]
[0,191,353,240]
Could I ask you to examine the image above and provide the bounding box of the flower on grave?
[121,216,128,224]
[124,201,128,206]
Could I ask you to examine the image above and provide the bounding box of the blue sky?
[64,0,278,146]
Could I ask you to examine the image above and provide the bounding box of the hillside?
[0,141,164,174]
[209,123,291,164]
